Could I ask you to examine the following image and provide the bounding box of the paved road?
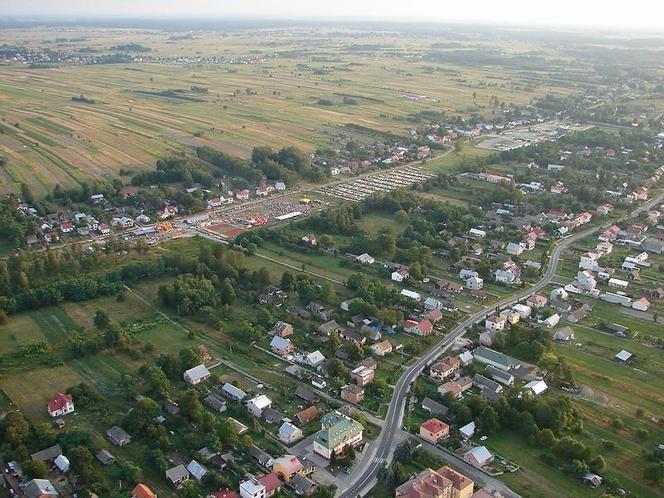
[338,191,664,498]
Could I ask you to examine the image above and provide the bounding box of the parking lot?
[316,167,435,202]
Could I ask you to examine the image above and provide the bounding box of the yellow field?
[0,28,574,195]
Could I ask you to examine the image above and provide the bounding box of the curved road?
[339,192,664,498]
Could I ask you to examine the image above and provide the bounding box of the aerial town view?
[0,1,663,498]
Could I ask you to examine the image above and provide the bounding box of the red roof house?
[47,392,74,417]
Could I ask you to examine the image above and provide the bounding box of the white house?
[484,315,506,332]
[240,478,266,498]
[632,297,651,311]
[523,379,548,397]
[512,303,532,319]
[183,364,211,385]
[356,253,375,265]
[466,276,484,290]
[469,228,487,238]
[495,269,517,285]
[423,297,442,310]
[459,421,476,440]
[550,287,569,301]
[391,268,409,282]
[305,350,326,368]
[459,269,479,280]
[246,394,272,417]
[279,422,303,444]
[222,383,247,401]
[539,313,560,328]
[506,242,524,256]
[464,446,494,467]
[54,455,70,473]
[47,392,74,417]
[400,289,421,302]
[608,278,629,290]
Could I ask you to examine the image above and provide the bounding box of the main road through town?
[337,190,664,498]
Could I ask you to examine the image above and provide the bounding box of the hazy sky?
[3,0,664,30]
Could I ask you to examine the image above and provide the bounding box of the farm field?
[0,28,577,195]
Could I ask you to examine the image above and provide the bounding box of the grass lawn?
[486,431,601,498]
[0,364,88,422]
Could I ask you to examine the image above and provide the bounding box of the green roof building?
[313,411,363,459]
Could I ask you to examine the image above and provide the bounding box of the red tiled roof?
[421,418,448,433]
[258,472,283,493]
[131,483,157,498]
[48,392,72,413]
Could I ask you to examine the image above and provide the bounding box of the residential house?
[506,242,524,256]
[183,364,211,385]
[96,449,115,466]
[30,444,62,463]
[107,426,131,447]
[466,276,484,290]
[279,422,304,444]
[527,294,548,308]
[464,446,494,468]
[312,411,363,459]
[270,336,293,356]
[400,289,422,302]
[341,384,365,403]
[474,374,503,396]
[421,397,449,418]
[262,408,284,425]
[632,297,651,311]
[478,329,497,347]
[305,350,326,368]
[131,484,156,498]
[351,366,374,386]
[495,269,518,285]
[301,234,317,246]
[292,473,319,497]
[318,320,341,336]
[295,406,319,426]
[512,303,532,319]
[473,347,519,372]
[523,380,548,397]
[391,268,410,282]
[204,393,227,413]
[539,313,560,328]
[47,392,74,417]
[459,421,476,440]
[371,339,393,357]
[295,386,320,405]
[164,465,189,489]
[340,328,366,345]
[424,296,443,311]
[307,302,329,320]
[355,253,375,265]
[484,365,514,386]
[422,308,443,323]
[23,479,59,498]
[615,350,633,364]
[239,478,265,498]
[186,459,207,483]
[272,455,303,481]
[484,315,506,333]
[429,357,460,382]
[553,326,575,342]
[258,473,282,497]
[395,466,474,498]
[403,319,433,336]
[222,383,247,401]
[246,395,272,417]
[419,418,449,444]
[236,190,250,200]
[271,321,294,337]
